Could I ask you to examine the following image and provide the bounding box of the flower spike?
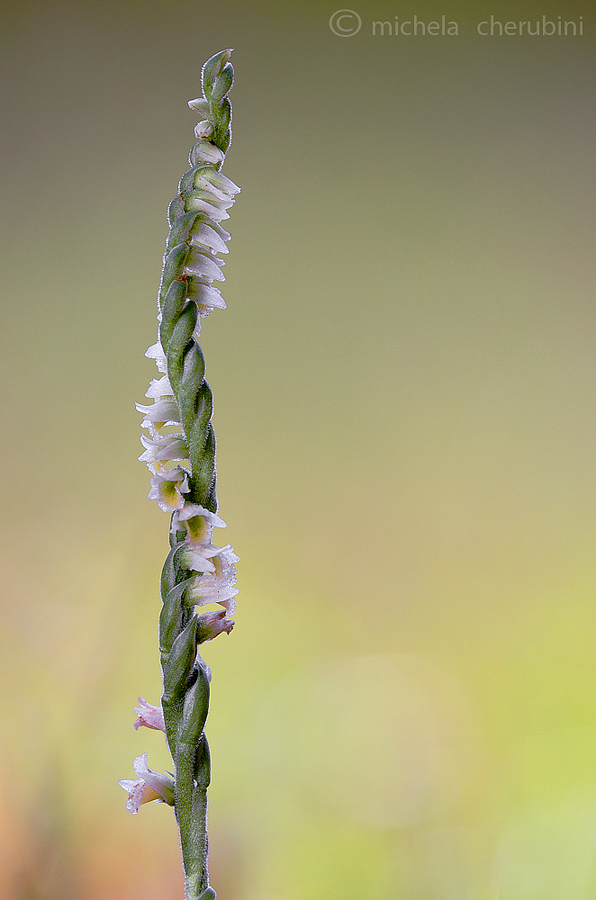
[121,50,240,900]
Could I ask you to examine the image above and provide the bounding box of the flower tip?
[202,49,234,94]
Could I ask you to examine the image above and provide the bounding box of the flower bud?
[197,609,234,643]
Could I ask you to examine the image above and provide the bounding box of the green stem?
[175,738,211,899]
[151,49,236,899]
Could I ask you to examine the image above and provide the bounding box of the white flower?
[196,170,240,200]
[185,544,239,615]
[184,547,219,574]
[171,503,226,547]
[148,467,190,511]
[133,698,166,732]
[184,543,239,613]
[194,120,214,140]
[190,141,224,165]
[136,398,181,436]
[145,341,167,374]
[139,433,188,465]
[185,195,230,222]
[186,278,227,314]
[188,549,239,611]
[184,248,225,282]
[190,221,230,255]
[179,518,239,634]
[118,753,174,814]
[145,375,174,400]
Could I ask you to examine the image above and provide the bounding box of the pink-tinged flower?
[188,545,239,612]
[194,120,214,140]
[118,753,174,814]
[183,544,240,588]
[148,467,190,512]
[197,609,234,643]
[133,698,166,732]
[190,573,239,608]
[184,546,219,575]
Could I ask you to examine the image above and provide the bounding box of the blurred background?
[1,0,595,897]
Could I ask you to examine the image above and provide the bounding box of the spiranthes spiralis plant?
[118,49,240,900]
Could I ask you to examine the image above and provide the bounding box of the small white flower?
[216,542,240,566]
[202,170,240,196]
[193,181,232,206]
[139,433,188,465]
[136,398,178,420]
[194,190,234,212]
[210,544,240,614]
[176,502,226,526]
[118,753,174,814]
[145,342,167,374]
[190,141,225,165]
[194,120,214,140]
[145,375,174,400]
[186,278,227,314]
[184,248,225,282]
[191,222,230,255]
[184,547,219,574]
[136,398,181,435]
[172,503,226,546]
[196,171,240,201]
[190,543,240,614]
[184,543,239,611]
[189,564,239,609]
[191,217,230,242]
[185,195,230,222]
[148,467,190,511]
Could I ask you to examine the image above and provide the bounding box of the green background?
[1,0,595,897]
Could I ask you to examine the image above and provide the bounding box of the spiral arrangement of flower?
[119,50,239,900]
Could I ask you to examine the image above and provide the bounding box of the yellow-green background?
[1,0,595,897]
